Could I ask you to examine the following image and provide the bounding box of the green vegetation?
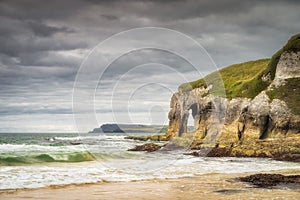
[282,33,300,52]
[179,59,270,98]
[267,78,300,115]
[179,33,300,99]
[254,33,300,92]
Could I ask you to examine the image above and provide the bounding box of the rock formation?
[124,34,299,161]
[128,143,162,152]
[165,34,300,153]
[239,174,300,188]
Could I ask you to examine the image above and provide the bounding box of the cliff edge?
[165,34,300,161]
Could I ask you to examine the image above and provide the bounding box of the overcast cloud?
[0,0,299,132]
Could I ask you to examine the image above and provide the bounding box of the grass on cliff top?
[179,59,270,98]
[267,78,300,115]
[179,33,300,99]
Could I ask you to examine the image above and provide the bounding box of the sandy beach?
[1,169,299,200]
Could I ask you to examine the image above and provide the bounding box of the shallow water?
[0,133,299,190]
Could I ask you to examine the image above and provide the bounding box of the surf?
[0,152,96,166]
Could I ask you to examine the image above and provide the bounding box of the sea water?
[0,133,299,190]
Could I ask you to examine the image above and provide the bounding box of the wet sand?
[1,169,299,200]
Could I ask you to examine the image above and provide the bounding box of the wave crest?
[0,152,96,166]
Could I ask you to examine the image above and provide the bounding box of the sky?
[0,0,299,133]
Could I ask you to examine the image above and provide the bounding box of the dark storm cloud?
[0,26,87,57]
[97,49,195,80]
[0,1,87,57]
[18,51,83,67]
[86,0,300,22]
[99,14,119,21]
[24,20,75,37]
[1,0,299,57]
[0,0,86,20]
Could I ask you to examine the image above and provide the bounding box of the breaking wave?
[0,152,96,165]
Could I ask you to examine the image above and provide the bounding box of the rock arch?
[178,103,199,137]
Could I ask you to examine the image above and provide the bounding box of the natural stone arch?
[178,103,199,137]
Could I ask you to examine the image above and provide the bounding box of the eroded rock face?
[166,49,300,142]
[273,51,300,87]
[166,92,299,141]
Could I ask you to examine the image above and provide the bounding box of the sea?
[0,132,299,190]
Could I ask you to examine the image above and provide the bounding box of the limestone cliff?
[166,34,300,147]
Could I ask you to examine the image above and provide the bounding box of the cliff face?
[166,36,300,144]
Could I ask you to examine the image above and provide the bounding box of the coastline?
[1,169,299,200]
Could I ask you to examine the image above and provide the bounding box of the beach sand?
[1,169,299,200]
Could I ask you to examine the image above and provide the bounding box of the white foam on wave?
[0,156,300,190]
[1,134,300,190]
[53,135,125,141]
[0,162,104,189]
[0,143,86,153]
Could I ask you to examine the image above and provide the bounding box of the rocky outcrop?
[128,143,162,152]
[239,174,300,188]
[166,89,299,142]
[164,35,300,157]
[188,136,300,162]
[272,51,300,87]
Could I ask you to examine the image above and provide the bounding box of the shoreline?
[198,136,300,163]
[126,134,300,163]
[1,169,299,200]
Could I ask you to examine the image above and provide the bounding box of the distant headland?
[89,124,168,133]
